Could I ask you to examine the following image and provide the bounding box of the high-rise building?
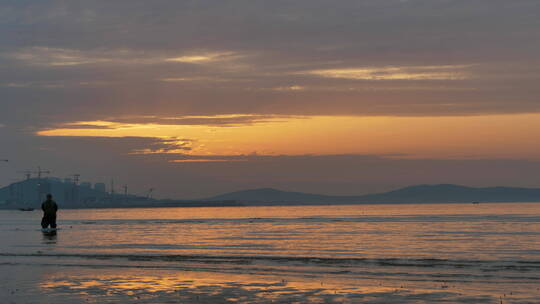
[94,183,106,193]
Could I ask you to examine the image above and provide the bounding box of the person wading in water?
[41,194,58,229]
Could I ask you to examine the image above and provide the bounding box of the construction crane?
[67,174,81,204]
[34,167,51,179]
[33,167,51,206]
[18,170,32,180]
[146,188,155,200]
[18,167,51,180]
[123,184,128,203]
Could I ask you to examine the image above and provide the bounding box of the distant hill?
[3,180,540,209]
[206,184,540,204]
[207,188,339,203]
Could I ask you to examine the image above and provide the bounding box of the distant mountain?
[3,180,540,209]
[206,184,540,204]
[358,184,540,203]
[208,188,339,203]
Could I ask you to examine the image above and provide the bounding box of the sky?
[1,0,540,199]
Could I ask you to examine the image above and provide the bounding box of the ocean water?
[1,203,540,303]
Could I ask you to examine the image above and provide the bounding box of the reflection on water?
[23,203,540,261]
[40,268,505,304]
[2,203,540,303]
[42,231,57,244]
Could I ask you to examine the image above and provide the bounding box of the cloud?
[2,0,540,198]
[81,114,304,127]
[9,47,109,66]
[4,124,540,198]
[303,65,472,81]
[34,113,540,161]
[2,0,540,120]
[131,137,194,154]
[58,123,116,130]
[272,85,306,91]
[159,77,235,83]
[5,47,242,67]
[165,51,240,64]
[171,159,248,163]
[1,81,68,89]
[35,114,308,156]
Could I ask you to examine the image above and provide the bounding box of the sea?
[1,203,540,303]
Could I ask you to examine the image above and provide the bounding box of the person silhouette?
[41,194,58,229]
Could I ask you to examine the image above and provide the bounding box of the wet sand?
[1,257,535,303]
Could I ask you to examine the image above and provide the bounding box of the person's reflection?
[42,231,57,244]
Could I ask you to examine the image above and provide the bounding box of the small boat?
[19,207,35,211]
[472,201,480,205]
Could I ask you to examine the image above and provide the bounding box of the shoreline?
[3,200,540,211]
[2,259,530,304]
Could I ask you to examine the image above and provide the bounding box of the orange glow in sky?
[37,114,540,160]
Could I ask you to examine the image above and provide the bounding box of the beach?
[1,203,540,303]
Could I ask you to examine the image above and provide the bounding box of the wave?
[2,252,540,273]
[59,214,540,226]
